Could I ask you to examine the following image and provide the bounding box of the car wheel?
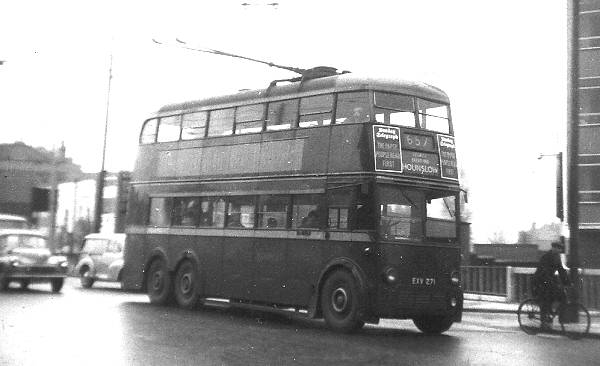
[80,268,94,288]
[413,315,454,334]
[320,270,364,333]
[0,274,9,291]
[146,259,173,305]
[174,260,202,309]
[51,278,64,293]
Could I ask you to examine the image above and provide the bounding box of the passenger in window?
[300,210,321,228]
[227,214,243,228]
[344,107,368,124]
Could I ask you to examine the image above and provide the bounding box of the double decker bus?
[122,71,464,333]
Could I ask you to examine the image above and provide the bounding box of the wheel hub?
[331,287,348,313]
[180,273,192,294]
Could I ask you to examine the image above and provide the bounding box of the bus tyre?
[413,315,453,334]
[174,260,201,309]
[51,278,64,293]
[321,270,364,333]
[147,259,173,305]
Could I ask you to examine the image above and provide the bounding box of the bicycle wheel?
[518,299,542,335]
[559,303,591,339]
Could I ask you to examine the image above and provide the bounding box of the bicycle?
[517,287,591,339]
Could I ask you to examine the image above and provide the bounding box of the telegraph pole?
[93,53,113,233]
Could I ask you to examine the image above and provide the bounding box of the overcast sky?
[0,0,567,242]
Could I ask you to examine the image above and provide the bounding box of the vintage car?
[0,213,29,230]
[0,229,68,292]
[75,233,126,288]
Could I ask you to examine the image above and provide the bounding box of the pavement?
[463,297,600,338]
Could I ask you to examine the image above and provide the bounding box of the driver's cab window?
[107,240,122,253]
[378,186,424,240]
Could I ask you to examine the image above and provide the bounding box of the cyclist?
[533,240,570,329]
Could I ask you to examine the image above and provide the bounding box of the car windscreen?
[82,239,108,254]
[0,234,49,253]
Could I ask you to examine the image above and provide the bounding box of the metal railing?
[461,266,600,309]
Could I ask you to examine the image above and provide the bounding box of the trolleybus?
[122,70,464,333]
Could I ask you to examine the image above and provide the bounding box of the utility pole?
[567,0,580,299]
[94,53,113,233]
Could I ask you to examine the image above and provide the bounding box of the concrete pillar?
[505,266,514,303]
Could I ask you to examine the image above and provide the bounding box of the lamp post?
[93,53,113,233]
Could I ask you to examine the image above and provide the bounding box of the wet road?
[1,278,598,366]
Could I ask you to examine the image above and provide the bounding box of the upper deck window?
[140,119,158,144]
[157,115,182,142]
[266,99,298,131]
[299,95,333,128]
[208,108,235,137]
[374,92,417,128]
[417,99,450,134]
[181,112,207,140]
[335,91,371,124]
[235,104,265,134]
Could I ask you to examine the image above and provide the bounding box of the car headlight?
[451,270,460,286]
[48,255,68,265]
[383,267,398,283]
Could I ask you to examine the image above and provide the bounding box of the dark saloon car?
[0,229,68,292]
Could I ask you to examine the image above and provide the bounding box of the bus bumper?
[374,286,463,322]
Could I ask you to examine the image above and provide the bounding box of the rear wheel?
[80,267,94,288]
[320,270,364,333]
[413,315,454,334]
[146,259,173,305]
[517,299,541,335]
[559,303,591,339]
[174,260,201,309]
[51,278,64,293]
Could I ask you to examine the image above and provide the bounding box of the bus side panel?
[279,237,322,306]
[254,239,287,304]
[122,233,147,291]
[170,234,223,297]
[221,236,254,300]
[375,244,462,319]
[328,124,372,173]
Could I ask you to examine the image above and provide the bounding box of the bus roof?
[157,74,450,115]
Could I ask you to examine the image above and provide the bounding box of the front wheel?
[559,303,591,339]
[80,268,94,288]
[320,270,364,333]
[174,260,202,309]
[51,278,64,293]
[146,259,173,305]
[517,299,541,335]
[413,315,454,334]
